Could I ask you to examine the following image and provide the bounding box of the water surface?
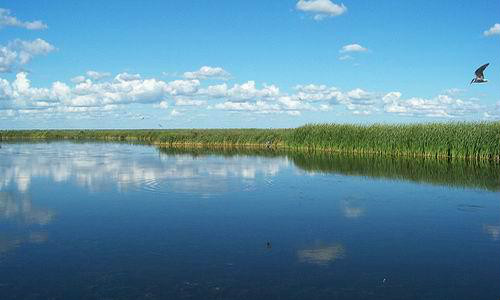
[0,142,499,300]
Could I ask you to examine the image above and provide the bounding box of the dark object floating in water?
[470,63,489,84]
[266,241,272,249]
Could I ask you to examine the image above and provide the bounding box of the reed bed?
[288,122,500,160]
[1,122,499,160]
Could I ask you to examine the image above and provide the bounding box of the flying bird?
[470,63,489,84]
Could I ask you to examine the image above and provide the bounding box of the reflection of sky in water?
[298,243,345,266]
[0,142,498,300]
[341,196,365,218]
[0,192,54,225]
[0,143,288,196]
[0,192,52,256]
[483,224,500,240]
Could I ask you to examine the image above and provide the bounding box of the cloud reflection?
[0,192,54,225]
[483,224,500,241]
[0,192,51,257]
[297,243,345,266]
[0,143,289,195]
[341,196,365,218]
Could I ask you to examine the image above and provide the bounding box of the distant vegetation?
[1,122,499,161]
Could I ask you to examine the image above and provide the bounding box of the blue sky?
[0,0,499,129]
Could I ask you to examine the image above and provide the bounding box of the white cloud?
[174,98,206,106]
[213,99,304,116]
[338,54,352,61]
[483,101,500,120]
[278,96,316,111]
[115,72,141,81]
[0,47,16,72]
[86,70,111,81]
[296,0,347,20]
[0,8,47,30]
[442,88,466,96]
[158,101,169,109]
[319,104,333,111]
[0,38,55,72]
[340,88,379,114]
[214,100,281,113]
[183,66,231,80]
[340,43,368,53]
[383,92,481,117]
[346,88,373,100]
[170,109,183,116]
[484,23,500,37]
[200,81,280,101]
[0,70,489,121]
[0,72,185,111]
[294,84,343,102]
[70,76,86,84]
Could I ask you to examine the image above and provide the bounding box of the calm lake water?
[0,142,499,300]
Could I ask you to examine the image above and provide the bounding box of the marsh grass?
[1,122,499,160]
[289,122,500,160]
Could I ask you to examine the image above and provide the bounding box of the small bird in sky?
[470,63,489,84]
[158,124,163,128]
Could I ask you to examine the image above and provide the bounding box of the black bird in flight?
[470,63,489,84]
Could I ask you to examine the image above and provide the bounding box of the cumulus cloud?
[294,84,343,102]
[157,101,169,109]
[200,81,280,101]
[0,70,489,121]
[341,88,379,114]
[170,109,183,116]
[484,23,500,37]
[86,70,111,81]
[340,43,368,53]
[115,72,141,81]
[0,8,47,30]
[0,71,193,112]
[183,66,231,80]
[174,98,206,106]
[214,100,280,113]
[0,38,55,72]
[383,92,481,117]
[483,101,500,120]
[296,0,347,20]
[214,100,302,116]
[70,75,86,84]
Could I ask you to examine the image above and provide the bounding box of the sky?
[0,0,499,129]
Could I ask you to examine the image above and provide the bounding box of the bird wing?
[475,63,489,78]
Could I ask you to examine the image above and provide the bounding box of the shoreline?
[1,122,499,161]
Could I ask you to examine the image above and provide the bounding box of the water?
[0,142,499,300]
